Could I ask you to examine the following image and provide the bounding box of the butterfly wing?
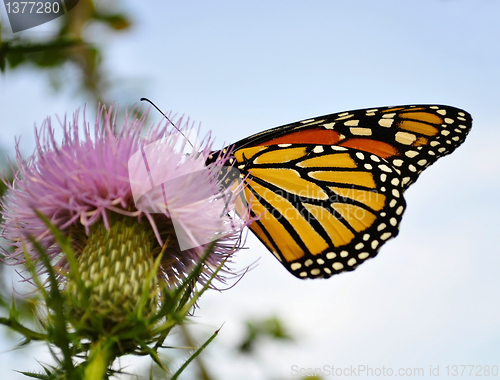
[236,144,406,278]
[209,105,472,279]
[232,105,472,188]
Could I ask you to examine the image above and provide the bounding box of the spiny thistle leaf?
[169,327,220,380]
[28,237,75,372]
[33,210,82,289]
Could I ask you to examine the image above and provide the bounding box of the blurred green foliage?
[238,315,294,354]
[0,0,132,103]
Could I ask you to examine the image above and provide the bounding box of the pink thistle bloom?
[1,105,250,296]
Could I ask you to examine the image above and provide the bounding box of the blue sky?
[1,1,499,379]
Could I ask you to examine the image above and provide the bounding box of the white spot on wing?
[326,252,336,259]
[358,252,370,259]
[336,114,354,120]
[379,118,394,128]
[344,120,360,127]
[379,164,392,173]
[377,223,387,231]
[332,262,344,270]
[310,268,321,276]
[301,119,326,126]
[350,127,372,136]
[381,232,392,240]
[313,146,324,153]
[395,131,417,145]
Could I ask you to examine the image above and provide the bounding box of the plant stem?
[84,338,113,380]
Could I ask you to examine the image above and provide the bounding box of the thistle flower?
[1,105,249,323]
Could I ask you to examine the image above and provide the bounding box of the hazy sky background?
[1,1,499,379]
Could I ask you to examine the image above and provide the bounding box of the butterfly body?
[208,105,472,279]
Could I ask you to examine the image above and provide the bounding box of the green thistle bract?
[66,215,158,326]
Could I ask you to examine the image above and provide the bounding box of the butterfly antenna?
[140,97,194,148]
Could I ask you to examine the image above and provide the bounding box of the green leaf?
[93,13,132,31]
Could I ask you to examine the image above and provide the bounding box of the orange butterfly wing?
[209,105,472,279]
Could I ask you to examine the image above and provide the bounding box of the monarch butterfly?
[207,105,472,279]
